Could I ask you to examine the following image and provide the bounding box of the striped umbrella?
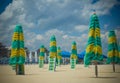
[49,35,57,71]
[70,41,77,69]
[39,45,45,68]
[57,46,62,66]
[84,12,103,77]
[107,31,119,72]
[9,25,25,75]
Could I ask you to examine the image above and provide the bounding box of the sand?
[0,64,120,83]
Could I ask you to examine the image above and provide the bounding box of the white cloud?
[36,35,43,40]
[81,0,120,17]
[74,25,88,32]
[62,35,68,39]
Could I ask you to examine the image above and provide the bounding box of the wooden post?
[113,62,115,72]
[95,63,98,77]
[92,60,98,77]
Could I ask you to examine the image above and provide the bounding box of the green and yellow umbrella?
[84,12,103,77]
[9,25,25,75]
[107,31,119,72]
[39,45,45,68]
[49,35,57,71]
[70,41,77,69]
[57,46,62,66]
[49,35,57,58]
[70,41,77,59]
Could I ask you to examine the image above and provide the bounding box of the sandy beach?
[0,64,120,83]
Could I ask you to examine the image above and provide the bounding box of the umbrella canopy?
[84,13,103,67]
[107,31,119,64]
[57,46,62,60]
[39,45,45,60]
[61,51,70,57]
[78,51,107,59]
[70,41,77,59]
[49,35,57,58]
[78,51,85,59]
[9,25,25,65]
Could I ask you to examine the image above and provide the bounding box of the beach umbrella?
[9,25,25,75]
[39,45,45,68]
[57,46,62,66]
[70,41,77,69]
[49,35,57,71]
[107,31,119,72]
[84,12,103,77]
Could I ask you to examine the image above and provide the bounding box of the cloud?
[0,0,119,54]
[81,0,120,17]
[74,25,88,32]
[36,35,43,40]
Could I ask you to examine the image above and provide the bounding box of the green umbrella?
[49,35,57,71]
[70,41,77,69]
[84,12,103,77]
[57,46,62,66]
[39,45,45,68]
[107,31,119,72]
[9,25,25,75]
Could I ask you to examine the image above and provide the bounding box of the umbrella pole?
[95,61,98,77]
[113,62,115,72]
[16,64,25,75]
[16,64,18,75]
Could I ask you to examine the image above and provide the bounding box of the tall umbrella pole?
[9,25,25,75]
[49,35,57,71]
[84,12,103,77]
[107,31,119,72]
[70,41,77,69]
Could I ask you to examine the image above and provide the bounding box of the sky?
[0,0,120,55]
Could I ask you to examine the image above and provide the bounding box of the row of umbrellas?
[9,13,120,75]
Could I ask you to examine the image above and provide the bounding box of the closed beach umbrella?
[57,46,62,66]
[107,31,119,72]
[84,12,103,77]
[9,25,25,75]
[49,35,57,71]
[39,45,45,68]
[70,41,77,69]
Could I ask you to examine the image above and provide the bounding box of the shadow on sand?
[89,76,117,79]
[99,72,120,73]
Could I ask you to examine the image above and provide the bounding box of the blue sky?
[0,0,120,55]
